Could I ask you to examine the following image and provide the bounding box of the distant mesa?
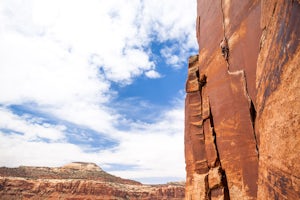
[62,162,103,171]
[0,162,185,199]
[0,162,140,185]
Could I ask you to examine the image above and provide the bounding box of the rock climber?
[220,37,229,61]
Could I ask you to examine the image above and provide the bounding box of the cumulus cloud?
[0,0,197,183]
[0,132,101,167]
[145,70,162,78]
[0,101,185,183]
[0,107,66,141]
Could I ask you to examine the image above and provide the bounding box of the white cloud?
[0,0,197,183]
[145,70,162,78]
[0,107,65,141]
[0,0,196,104]
[0,102,185,183]
[160,46,181,66]
[0,132,100,167]
[93,100,186,182]
[141,0,197,49]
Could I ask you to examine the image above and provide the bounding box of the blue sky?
[0,0,197,184]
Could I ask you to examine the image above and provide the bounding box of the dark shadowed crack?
[208,105,230,200]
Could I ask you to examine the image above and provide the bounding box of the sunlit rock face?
[256,1,300,199]
[62,162,103,171]
[0,163,185,200]
[185,0,300,199]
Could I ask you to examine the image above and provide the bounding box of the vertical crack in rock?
[187,1,299,199]
[238,70,260,158]
[220,0,230,67]
[185,55,210,199]
[259,27,267,50]
[185,54,234,199]
[200,68,230,200]
[207,105,230,200]
[226,69,260,160]
[250,100,259,156]
[220,0,226,38]
[220,168,230,200]
[242,70,260,157]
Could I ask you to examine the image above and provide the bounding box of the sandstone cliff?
[0,162,185,200]
[185,0,299,199]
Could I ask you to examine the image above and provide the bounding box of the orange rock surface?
[256,1,300,199]
[185,0,300,199]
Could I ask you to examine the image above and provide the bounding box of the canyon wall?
[0,163,185,200]
[0,178,184,200]
[256,1,300,199]
[185,0,300,199]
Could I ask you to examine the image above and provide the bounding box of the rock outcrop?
[0,162,185,200]
[185,0,299,199]
[256,1,300,199]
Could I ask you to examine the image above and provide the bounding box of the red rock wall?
[256,1,300,199]
[0,164,185,200]
[0,177,185,200]
[185,0,300,199]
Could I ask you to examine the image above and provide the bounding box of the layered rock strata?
[0,163,185,200]
[185,0,299,199]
